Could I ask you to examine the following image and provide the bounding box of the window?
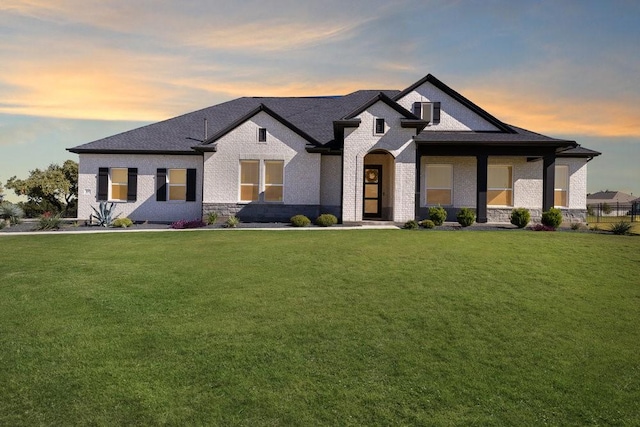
[555,165,569,207]
[258,128,267,142]
[98,167,137,202]
[426,164,452,205]
[375,118,385,134]
[239,160,284,202]
[412,102,441,124]
[264,160,284,202]
[240,160,259,201]
[488,166,513,206]
[110,168,128,201]
[156,168,196,202]
[168,169,187,201]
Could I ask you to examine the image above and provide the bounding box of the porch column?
[415,149,421,220]
[542,153,556,212]
[476,154,488,223]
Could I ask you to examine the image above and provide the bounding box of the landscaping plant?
[403,219,419,230]
[610,220,633,235]
[290,214,311,227]
[541,207,563,229]
[37,212,63,230]
[171,219,207,229]
[456,207,475,227]
[420,219,435,229]
[225,215,240,228]
[428,206,447,226]
[91,201,120,227]
[112,218,133,228]
[0,201,24,227]
[510,208,531,228]
[206,212,218,225]
[315,214,338,227]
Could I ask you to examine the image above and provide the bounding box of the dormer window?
[374,118,385,134]
[258,128,267,142]
[413,102,441,125]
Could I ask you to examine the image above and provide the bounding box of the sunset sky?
[1,0,639,201]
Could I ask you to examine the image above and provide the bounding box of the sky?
[1,0,639,202]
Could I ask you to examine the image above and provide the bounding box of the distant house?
[68,73,600,224]
[587,191,637,216]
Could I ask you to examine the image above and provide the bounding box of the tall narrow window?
[375,118,385,134]
[240,160,259,201]
[555,165,569,207]
[168,169,187,201]
[110,168,128,201]
[264,160,284,202]
[258,128,267,142]
[426,164,452,205]
[488,166,513,206]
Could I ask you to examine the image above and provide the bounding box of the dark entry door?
[363,165,382,219]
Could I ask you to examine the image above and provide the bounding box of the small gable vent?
[413,102,441,125]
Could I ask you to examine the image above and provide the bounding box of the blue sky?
[1,0,639,201]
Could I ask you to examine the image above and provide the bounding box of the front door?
[363,165,382,219]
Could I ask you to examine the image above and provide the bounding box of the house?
[587,191,637,217]
[68,73,600,224]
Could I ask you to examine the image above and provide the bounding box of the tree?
[0,180,4,201]
[6,160,78,217]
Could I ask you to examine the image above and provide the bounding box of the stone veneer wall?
[203,203,340,223]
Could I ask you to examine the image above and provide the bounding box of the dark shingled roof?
[69,90,400,154]
[67,73,598,158]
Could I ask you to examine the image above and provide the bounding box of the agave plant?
[0,201,24,228]
[90,201,121,227]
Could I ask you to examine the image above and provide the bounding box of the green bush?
[0,201,24,227]
[290,215,311,227]
[610,221,632,235]
[541,208,563,229]
[428,206,447,226]
[37,213,63,230]
[570,222,583,231]
[510,208,531,228]
[225,215,240,228]
[420,219,435,229]
[112,218,133,228]
[456,208,476,227]
[316,214,338,227]
[403,219,419,230]
[206,212,218,225]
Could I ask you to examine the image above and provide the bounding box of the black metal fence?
[587,202,639,223]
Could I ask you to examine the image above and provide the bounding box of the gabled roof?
[394,73,515,133]
[587,191,637,203]
[68,73,593,156]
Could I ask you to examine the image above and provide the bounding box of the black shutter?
[433,102,441,124]
[156,168,167,201]
[413,102,421,118]
[127,168,137,202]
[98,168,108,201]
[186,169,196,202]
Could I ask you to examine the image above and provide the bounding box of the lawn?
[1,230,638,425]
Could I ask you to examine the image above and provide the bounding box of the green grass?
[1,230,639,425]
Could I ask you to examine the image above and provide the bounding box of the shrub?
[403,219,419,230]
[225,215,240,228]
[602,202,612,215]
[0,201,24,227]
[610,221,633,235]
[510,208,530,228]
[37,212,63,230]
[428,206,447,226]
[420,219,435,229]
[586,205,595,216]
[206,212,218,225]
[171,219,207,229]
[541,208,563,229]
[456,208,476,227]
[290,214,311,227]
[112,218,133,228]
[531,224,556,232]
[91,201,120,227]
[570,222,583,231]
[316,214,338,227]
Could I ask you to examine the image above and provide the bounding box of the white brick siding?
[320,156,341,208]
[342,101,416,222]
[77,153,203,222]
[203,111,321,205]
[396,81,499,131]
